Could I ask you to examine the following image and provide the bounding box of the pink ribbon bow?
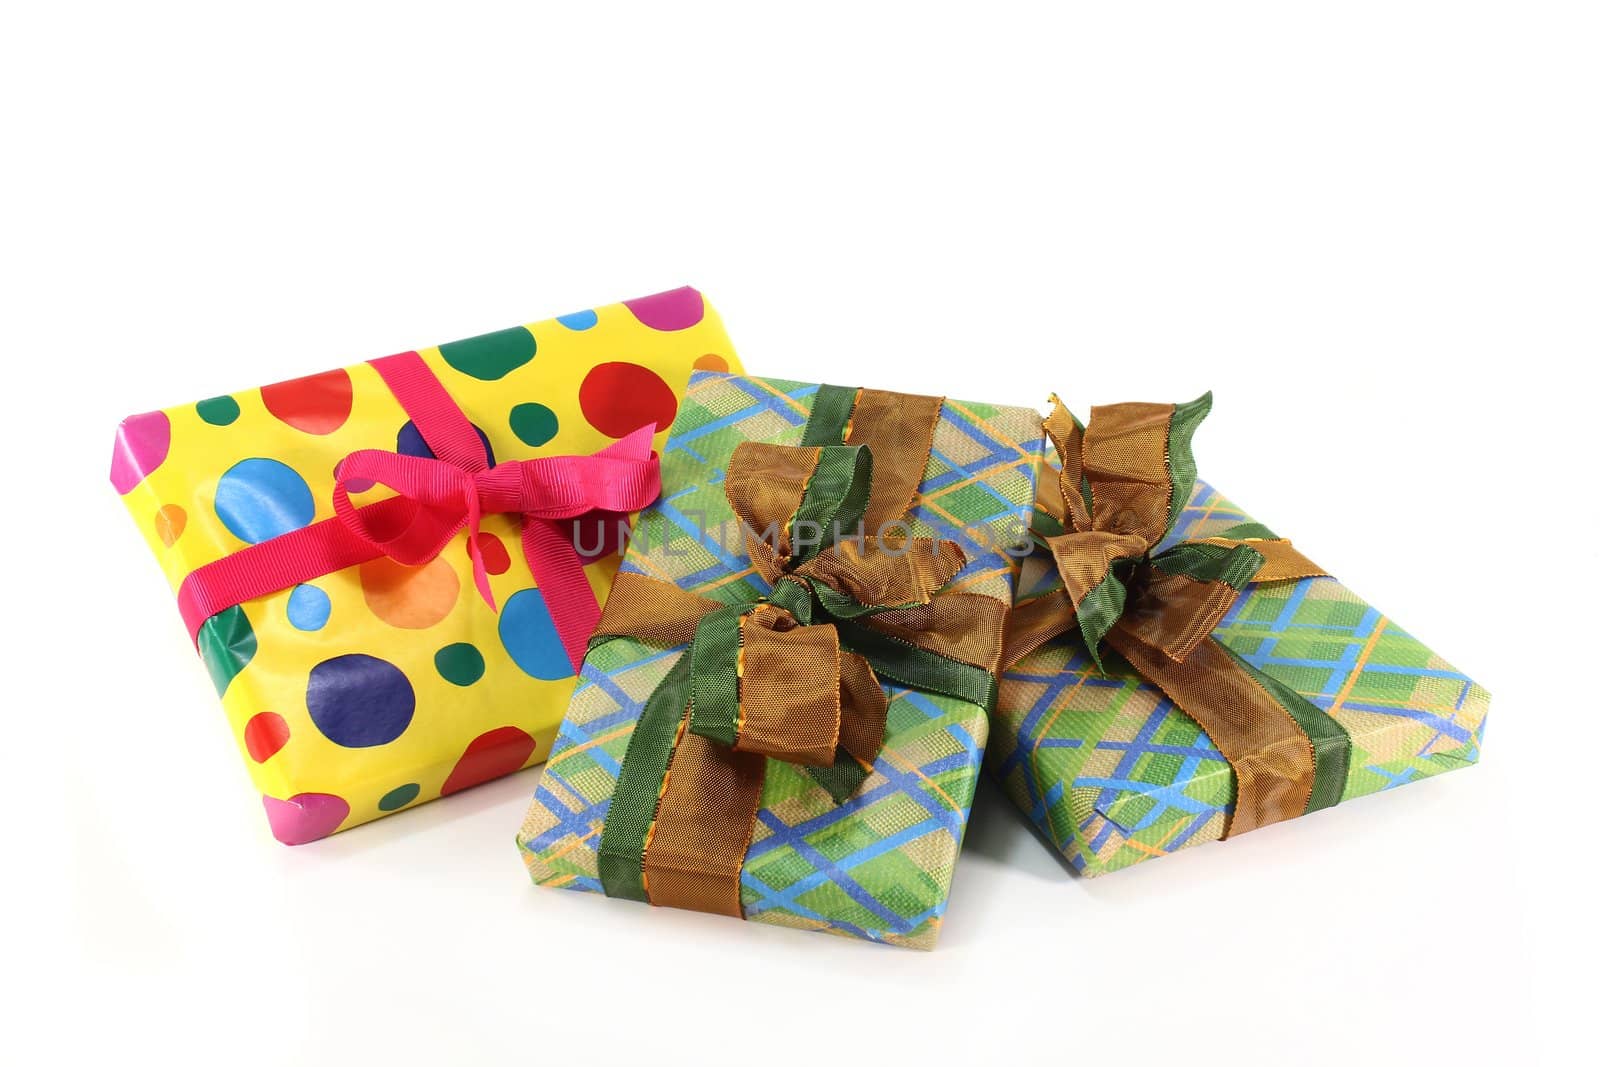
[177,351,662,672]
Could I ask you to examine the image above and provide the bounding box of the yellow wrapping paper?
[111,287,739,843]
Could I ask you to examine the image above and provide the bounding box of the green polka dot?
[378,783,421,811]
[196,395,241,426]
[509,402,560,447]
[438,326,536,381]
[434,642,486,686]
[197,604,255,695]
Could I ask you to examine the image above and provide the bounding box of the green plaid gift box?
[517,372,1044,947]
[993,475,1490,877]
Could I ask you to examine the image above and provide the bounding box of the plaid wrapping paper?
[517,372,1044,947]
[992,477,1490,877]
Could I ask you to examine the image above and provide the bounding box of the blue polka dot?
[378,783,421,811]
[556,309,598,331]
[307,654,415,748]
[286,584,331,631]
[396,420,496,466]
[214,458,315,544]
[499,588,576,680]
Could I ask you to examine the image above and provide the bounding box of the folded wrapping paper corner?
[111,287,741,844]
[517,374,1045,948]
[991,397,1490,877]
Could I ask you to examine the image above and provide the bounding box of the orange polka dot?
[694,353,729,372]
[155,504,187,547]
[359,555,460,629]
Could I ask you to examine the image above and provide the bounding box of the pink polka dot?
[110,410,171,495]
[622,287,705,331]
[579,362,678,438]
[262,792,350,845]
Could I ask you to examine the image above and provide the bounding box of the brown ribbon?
[1006,399,1330,837]
[600,392,1008,916]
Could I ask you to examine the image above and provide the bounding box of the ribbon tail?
[598,423,658,462]
[521,516,601,673]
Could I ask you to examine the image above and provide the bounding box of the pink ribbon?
[176,351,662,672]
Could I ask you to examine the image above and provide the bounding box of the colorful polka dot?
[694,353,730,372]
[307,653,415,748]
[570,510,628,562]
[578,362,677,438]
[377,783,421,811]
[155,504,187,547]
[262,792,350,845]
[214,458,315,544]
[396,420,496,466]
[439,327,536,381]
[557,309,598,331]
[261,368,353,435]
[509,402,559,447]
[198,605,255,696]
[474,532,511,575]
[435,642,486,686]
[243,712,290,762]
[499,588,576,680]
[359,555,460,629]
[286,584,332,631]
[623,287,705,331]
[196,395,241,426]
[110,410,170,495]
[441,726,537,795]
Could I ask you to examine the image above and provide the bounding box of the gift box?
[991,396,1490,876]
[111,287,740,844]
[517,373,1044,947]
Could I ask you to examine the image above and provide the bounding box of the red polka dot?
[579,362,678,438]
[570,510,628,562]
[244,712,290,762]
[474,532,511,575]
[261,368,354,435]
[441,726,537,795]
[694,353,729,372]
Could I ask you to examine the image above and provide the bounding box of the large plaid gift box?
[517,373,1044,947]
[111,287,739,844]
[991,396,1489,876]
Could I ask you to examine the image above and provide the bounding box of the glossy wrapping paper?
[992,474,1490,877]
[517,372,1044,948]
[111,288,740,844]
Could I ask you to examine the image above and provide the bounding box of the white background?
[7,3,1594,1064]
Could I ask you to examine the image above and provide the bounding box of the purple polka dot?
[109,410,171,495]
[306,654,415,747]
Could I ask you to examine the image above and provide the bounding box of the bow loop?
[332,449,479,567]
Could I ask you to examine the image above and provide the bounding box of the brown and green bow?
[594,387,1007,917]
[1005,394,1353,836]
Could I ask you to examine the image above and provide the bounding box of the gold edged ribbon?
[594,388,1008,917]
[1004,394,1352,837]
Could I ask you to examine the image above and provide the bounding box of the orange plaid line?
[1328,617,1390,718]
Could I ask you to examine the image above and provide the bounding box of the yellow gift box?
[110,287,740,843]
